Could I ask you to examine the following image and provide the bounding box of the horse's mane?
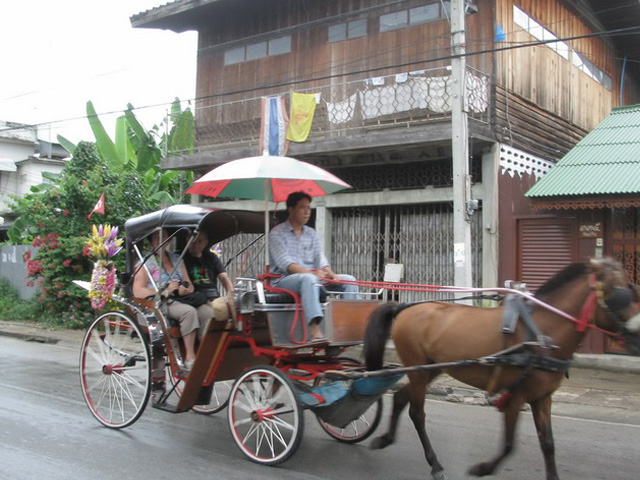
[534,262,588,298]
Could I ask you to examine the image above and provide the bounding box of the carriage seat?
[255,287,328,304]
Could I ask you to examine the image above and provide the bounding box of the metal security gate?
[611,207,640,285]
[330,203,482,302]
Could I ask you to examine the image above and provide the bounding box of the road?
[1,335,639,480]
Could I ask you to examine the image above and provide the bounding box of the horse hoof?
[432,470,448,480]
[468,463,491,477]
[370,435,392,450]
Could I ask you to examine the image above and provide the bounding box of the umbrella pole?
[264,180,269,271]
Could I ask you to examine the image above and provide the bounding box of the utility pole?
[451,0,473,288]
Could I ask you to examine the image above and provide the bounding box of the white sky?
[0,0,197,145]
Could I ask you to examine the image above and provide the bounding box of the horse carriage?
[77,205,395,464]
[77,204,640,479]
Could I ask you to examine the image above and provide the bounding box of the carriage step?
[151,402,190,414]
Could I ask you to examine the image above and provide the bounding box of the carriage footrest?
[299,382,348,407]
[151,402,190,414]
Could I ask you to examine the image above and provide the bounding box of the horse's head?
[590,258,640,355]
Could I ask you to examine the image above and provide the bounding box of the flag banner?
[88,194,105,218]
[286,92,318,143]
[260,96,289,156]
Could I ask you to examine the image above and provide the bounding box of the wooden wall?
[194,0,492,128]
[494,0,617,132]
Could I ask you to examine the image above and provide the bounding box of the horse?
[363,258,640,480]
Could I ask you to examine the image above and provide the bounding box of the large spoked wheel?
[166,364,233,414]
[228,365,304,465]
[79,311,151,429]
[315,356,383,444]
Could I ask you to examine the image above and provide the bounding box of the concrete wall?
[0,245,36,300]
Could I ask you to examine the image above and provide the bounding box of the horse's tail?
[364,302,399,371]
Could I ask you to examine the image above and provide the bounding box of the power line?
[1,24,638,136]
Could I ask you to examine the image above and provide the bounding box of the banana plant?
[57,99,195,208]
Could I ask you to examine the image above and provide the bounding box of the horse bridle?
[587,276,640,354]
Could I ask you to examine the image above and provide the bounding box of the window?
[269,36,291,55]
[513,6,610,89]
[223,35,291,65]
[329,19,367,43]
[329,23,347,42]
[224,47,245,65]
[380,2,450,33]
[329,18,367,43]
[246,42,267,61]
[348,19,367,38]
[380,11,408,32]
[410,4,439,25]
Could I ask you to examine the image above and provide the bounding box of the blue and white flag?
[260,96,289,156]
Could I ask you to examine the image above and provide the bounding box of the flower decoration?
[211,243,223,257]
[85,225,123,310]
[85,224,123,260]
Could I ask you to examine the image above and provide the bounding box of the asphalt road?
[1,335,639,480]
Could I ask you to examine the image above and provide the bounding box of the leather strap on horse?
[501,294,554,348]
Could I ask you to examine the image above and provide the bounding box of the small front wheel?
[79,311,151,429]
[228,365,304,465]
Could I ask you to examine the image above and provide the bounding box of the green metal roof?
[526,104,640,198]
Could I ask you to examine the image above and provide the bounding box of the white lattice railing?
[179,66,490,157]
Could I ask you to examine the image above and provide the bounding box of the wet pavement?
[2,319,640,417]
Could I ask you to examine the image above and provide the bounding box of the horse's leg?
[406,374,447,480]
[370,382,411,449]
[530,394,560,480]
[468,396,524,477]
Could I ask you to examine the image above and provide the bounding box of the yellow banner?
[286,92,317,142]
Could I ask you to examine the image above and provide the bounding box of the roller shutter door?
[517,218,576,292]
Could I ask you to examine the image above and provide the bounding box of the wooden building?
[131,1,640,311]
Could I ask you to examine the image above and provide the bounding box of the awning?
[0,157,17,172]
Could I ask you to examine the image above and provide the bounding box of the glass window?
[410,4,439,25]
[555,41,570,60]
[441,1,451,17]
[329,23,346,43]
[380,11,407,32]
[246,42,267,61]
[348,19,367,38]
[224,46,245,65]
[513,6,528,30]
[269,36,291,55]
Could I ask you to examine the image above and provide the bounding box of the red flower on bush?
[63,260,71,267]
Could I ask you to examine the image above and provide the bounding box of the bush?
[8,142,149,328]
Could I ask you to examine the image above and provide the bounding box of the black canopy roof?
[124,205,266,245]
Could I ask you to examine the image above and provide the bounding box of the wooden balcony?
[164,66,491,171]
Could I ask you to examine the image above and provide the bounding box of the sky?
[0,0,197,145]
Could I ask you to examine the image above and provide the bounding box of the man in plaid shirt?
[269,191,358,342]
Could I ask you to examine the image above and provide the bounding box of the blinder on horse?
[597,282,640,355]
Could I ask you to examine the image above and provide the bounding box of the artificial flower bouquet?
[85,225,123,309]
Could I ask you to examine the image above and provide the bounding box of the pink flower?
[63,260,71,267]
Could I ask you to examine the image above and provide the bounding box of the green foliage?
[8,142,149,326]
[6,99,196,327]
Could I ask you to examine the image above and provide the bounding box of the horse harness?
[488,279,638,403]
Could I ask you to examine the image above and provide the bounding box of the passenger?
[132,229,212,370]
[184,231,235,315]
[268,191,358,342]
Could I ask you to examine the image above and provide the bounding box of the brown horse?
[363,258,640,480]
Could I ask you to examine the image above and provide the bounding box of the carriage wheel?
[314,356,383,444]
[228,365,304,465]
[166,364,233,414]
[79,311,151,429]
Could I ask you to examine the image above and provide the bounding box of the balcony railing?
[181,66,490,157]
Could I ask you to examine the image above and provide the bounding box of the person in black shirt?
[184,231,234,303]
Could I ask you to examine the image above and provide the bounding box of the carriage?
[77,205,397,465]
[76,204,640,478]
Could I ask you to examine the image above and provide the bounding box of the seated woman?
[132,229,213,370]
